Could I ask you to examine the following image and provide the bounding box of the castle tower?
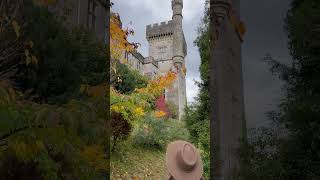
[146,0,187,120]
[211,0,246,179]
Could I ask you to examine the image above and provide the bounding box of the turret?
[172,0,183,21]
[171,0,186,66]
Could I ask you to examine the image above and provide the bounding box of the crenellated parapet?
[146,20,174,40]
[172,0,183,7]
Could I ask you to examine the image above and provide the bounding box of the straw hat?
[166,140,203,180]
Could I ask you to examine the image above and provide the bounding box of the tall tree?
[238,0,320,179]
[184,1,210,178]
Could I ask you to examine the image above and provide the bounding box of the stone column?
[211,0,246,179]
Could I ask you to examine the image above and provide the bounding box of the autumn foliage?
[155,95,170,118]
[110,9,177,151]
[0,1,109,179]
[110,13,139,62]
[110,71,177,121]
[110,9,177,121]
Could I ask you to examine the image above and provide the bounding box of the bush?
[111,111,132,152]
[133,115,189,149]
[0,85,109,179]
[4,0,107,104]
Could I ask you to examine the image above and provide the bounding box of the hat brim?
[166,140,203,180]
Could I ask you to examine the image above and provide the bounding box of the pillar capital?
[211,0,232,23]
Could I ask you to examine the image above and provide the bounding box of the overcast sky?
[112,0,205,103]
[112,0,292,128]
[241,0,291,127]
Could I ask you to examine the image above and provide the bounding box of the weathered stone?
[145,0,187,120]
[211,0,246,179]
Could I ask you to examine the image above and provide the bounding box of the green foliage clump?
[166,101,178,119]
[183,2,210,178]
[0,85,108,179]
[236,127,284,180]
[133,115,189,150]
[13,0,106,104]
[112,63,148,94]
[0,1,109,179]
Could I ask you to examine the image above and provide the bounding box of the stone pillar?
[211,0,246,179]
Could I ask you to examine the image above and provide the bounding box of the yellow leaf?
[26,56,32,65]
[237,21,246,37]
[28,41,34,48]
[35,140,45,150]
[154,110,166,118]
[87,84,107,98]
[134,107,145,116]
[81,145,108,171]
[24,49,30,57]
[11,20,20,38]
[79,84,88,94]
[111,105,120,112]
[31,55,38,64]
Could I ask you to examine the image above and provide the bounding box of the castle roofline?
[144,56,159,68]
[146,20,174,39]
[130,51,145,63]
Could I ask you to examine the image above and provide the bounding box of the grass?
[111,139,167,179]
[110,118,192,179]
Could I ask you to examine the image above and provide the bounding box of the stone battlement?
[146,20,174,39]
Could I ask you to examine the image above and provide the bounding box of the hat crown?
[177,143,198,171]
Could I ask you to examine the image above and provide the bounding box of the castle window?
[87,0,97,31]
[159,46,167,54]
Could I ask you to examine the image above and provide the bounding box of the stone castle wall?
[145,6,187,119]
[148,35,174,59]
